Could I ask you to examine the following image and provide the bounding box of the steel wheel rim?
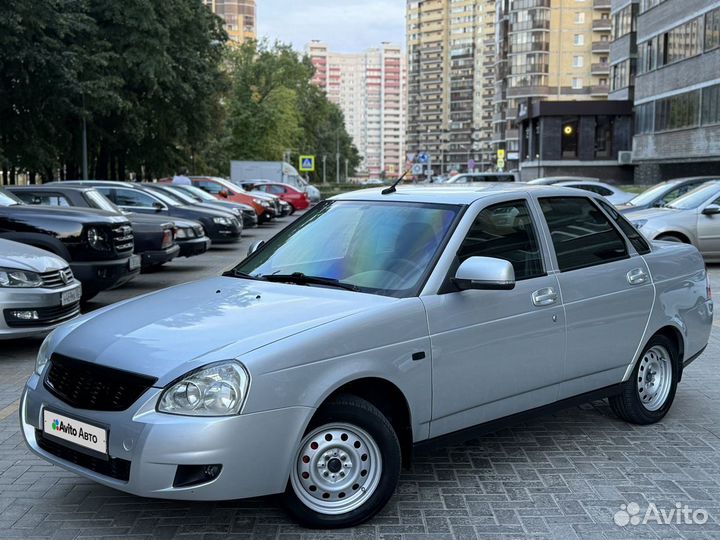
[290,423,382,515]
[637,345,672,411]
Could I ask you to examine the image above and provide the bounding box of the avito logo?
[51,419,99,444]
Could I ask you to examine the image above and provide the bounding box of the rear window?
[539,197,629,272]
[596,199,651,255]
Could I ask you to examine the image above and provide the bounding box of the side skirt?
[413,383,623,456]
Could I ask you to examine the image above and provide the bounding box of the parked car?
[241,181,310,213]
[446,172,519,183]
[236,180,291,217]
[163,184,258,228]
[526,176,601,185]
[624,181,720,260]
[0,239,82,339]
[8,185,181,270]
[21,185,712,527]
[616,177,716,213]
[0,187,139,300]
[555,180,634,205]
[58,181,241,245]
[230,161,320,203]
[187,176,274,223]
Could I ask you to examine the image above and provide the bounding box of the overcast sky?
[257,0,406,53]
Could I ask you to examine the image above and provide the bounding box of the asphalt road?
[0,219,719,539]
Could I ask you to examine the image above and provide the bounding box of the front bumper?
[140,244,181,268]
[0,283,82,339]
[71,257,140,294]
[205,222,243,244]
[21,379,312,500]
[177,237,211,258]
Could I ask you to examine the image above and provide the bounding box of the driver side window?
[458,200,545,281]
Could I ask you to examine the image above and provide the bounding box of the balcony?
[510,20,551,32]
[592,41,611,53]
[591,84,610,96]
[591,62,610,74]
[592,19,612,31]
[593,0,611,8]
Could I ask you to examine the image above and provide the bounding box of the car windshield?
[0,188,22,206]
[667,184,720,210]
[628,182,677,206]
[157,186,198,205]
[178,185,215,201]
[85,189,122,213]
[233,200,460,298]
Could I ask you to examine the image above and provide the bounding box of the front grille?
[36,430,131,482]
[4,301,80,328]
[40,268,75,289]
[44,354,157,412]
[112,225,134,254]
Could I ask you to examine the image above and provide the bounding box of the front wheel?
[282,395,401,528]
[610,335,678,425]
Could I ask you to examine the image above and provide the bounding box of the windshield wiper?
[226,270,266,281]
[262,272,359,292]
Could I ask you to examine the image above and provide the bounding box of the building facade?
[406,0,497,175]
[308,42,407,178]
[494,0,613,173]
[204,0,256,43]
[627,0,720,182]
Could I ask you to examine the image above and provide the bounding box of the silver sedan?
[626,181,720,262]
[0,239,82,339]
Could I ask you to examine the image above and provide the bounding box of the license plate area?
[128,255,141,271]
[42,410,108,456]
[61,287,82,306]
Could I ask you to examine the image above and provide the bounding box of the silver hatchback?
[0,239,81,339]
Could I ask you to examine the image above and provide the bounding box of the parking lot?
[1,214,719,540]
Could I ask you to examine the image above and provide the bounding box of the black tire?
[656,233,686,243]
[288,203,296,216]
[281,394,401,528]
[610,334,679,425]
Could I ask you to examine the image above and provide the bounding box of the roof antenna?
[381,167,413,195]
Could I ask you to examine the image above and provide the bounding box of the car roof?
[10,184,95,193]
[332,184,597,205]
[556,180,612,187]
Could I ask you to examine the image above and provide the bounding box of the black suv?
[0,187,139,300]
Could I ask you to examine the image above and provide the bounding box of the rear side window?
[114,189,158,208]
[195,180,223,195]
[569,184,613,196]
[16,192,70,207]
[596,199,651,255]
[539,197,629,272]
[458,200,545,280]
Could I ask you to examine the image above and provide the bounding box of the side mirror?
[702,204,720,216]
[247,240,265,256]
[153,202,165,212]
[453,256,516,291]
[219,190,229,199]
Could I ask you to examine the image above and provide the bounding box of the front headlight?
[212,217,231,225]
[158,361,250,416]
[0,268,43,288]
[632,219,648,229]
[175,227,189,239]
[86,226,110,250]
[35,333,54,375]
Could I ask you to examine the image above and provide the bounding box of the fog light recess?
[173,464,223,488]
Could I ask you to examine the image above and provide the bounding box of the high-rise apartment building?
[308,41,407,178]
[204,0,256,43]
[406,0,497,175]
[493,0,613,171]
[618,0,720,182]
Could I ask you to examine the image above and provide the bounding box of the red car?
[248,182,310,213]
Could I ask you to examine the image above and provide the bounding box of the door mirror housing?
[247,240,265,257]
[702,204,720,216]
[219,190,229,199]
[453,256,516,291]
[153,202,165,212]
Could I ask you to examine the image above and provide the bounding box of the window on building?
[654,90,701,131]
[539,197,629,272]
[574,34,585,46]
[575,12,585,24]
[595,116,613,158]
[573,55,584,67]
[635,102,655,134]
[572,77,583,89]
[561,118,579,157]
[706,7,720,51]
[702,84,720,126]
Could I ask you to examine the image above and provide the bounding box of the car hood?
[624,207,687,221]
[0,239,68,272]
[51,277,393,384]
[1,204,129,224]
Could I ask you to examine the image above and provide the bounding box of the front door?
[697,195,720,258]
[424,199,566,438]
[537,196,654,398]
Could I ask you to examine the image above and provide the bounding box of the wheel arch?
[653,230,691,244]
[316,377,414,468]
[624,324,685,382]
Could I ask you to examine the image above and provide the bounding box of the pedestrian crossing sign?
[299,155,316,172]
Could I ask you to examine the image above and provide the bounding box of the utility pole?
[345,158,349,182]
[335,134,340,184]
[81,94,88,180]
[322,155,327,184]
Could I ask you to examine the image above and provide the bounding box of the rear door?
[537,196,654,398]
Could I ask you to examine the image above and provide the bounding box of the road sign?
[299,155,316,172]
[412,164,425,175]
[497,149,506,160]
[417,152,429,164]
[497,158,505,170]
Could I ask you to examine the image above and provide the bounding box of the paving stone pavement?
[0,251,719,539]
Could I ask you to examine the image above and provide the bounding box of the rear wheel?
[656,233,686,243]
[288,203,296,215]
[610,335,678,425]
[282,395,401,528]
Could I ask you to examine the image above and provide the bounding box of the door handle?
[627,268,648,285]
[532,287,558,307]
